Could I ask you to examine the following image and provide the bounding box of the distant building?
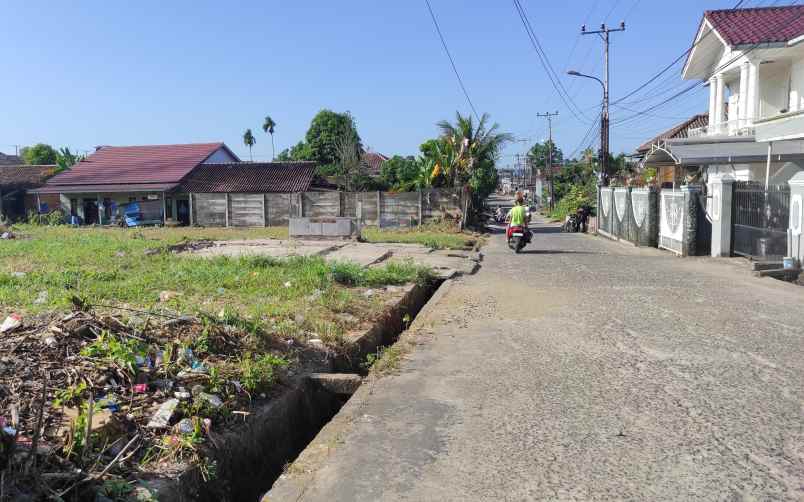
[361,151,389,177]
[0,165,59,221]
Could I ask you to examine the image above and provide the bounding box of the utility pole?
[581,21,625,186]
[535,111,559,209]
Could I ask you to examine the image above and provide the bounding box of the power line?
[423,0,481,121]
[613,0,798,127]
[512,0,590,123]
[611,0,749,106]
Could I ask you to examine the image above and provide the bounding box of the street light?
[567,69,608,185]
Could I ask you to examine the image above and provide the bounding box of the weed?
[53,382,88,407]
[99,479,134,499]
[80,331,144,373]
[239,353,289,393]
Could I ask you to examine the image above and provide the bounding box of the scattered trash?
[198,393,223,409]
[133,384,148,394]
[42,336,57,347]
[10,272,25,278]
[0,314,22,334]
[175,418,194,435]
[115,251,126,258]
[307,289,323,301]
[147,399,179,429]
[34,290,49,305]
[284,281,292,288]
[363,289,375,298]
[0,232,14,240]
[159,290,180,302]
[174,391,191,400]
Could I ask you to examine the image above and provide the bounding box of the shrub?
[239,353,288,393]
[550,185,594,220]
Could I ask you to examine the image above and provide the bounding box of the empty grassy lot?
[0,225,427,333]
[361,222,480,250]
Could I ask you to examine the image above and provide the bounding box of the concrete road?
[269,217,804,501]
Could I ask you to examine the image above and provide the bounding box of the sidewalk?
[266,218,804,501]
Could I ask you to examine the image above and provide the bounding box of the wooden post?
[377,191,382,228]
[189,193,194,226]
[224,193,230,227]
[96,193,102,225]
[338,192,343,217]
[263,193,269,227]
[418,190,423,226]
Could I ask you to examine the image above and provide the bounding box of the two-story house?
[664,5,804,189]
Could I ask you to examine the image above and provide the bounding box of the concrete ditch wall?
[191,189,463,228]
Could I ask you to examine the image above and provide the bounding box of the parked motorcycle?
[562,207,589,233]
[507,224,530,253]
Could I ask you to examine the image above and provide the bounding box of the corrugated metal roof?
[177,162,318,193]
[705,5,804,47]
[0,165,59,189]
[42,143,228,187]
[30,183,179,194]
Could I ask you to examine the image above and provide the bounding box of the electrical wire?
[512,0,590,123]
[424,0,481,121]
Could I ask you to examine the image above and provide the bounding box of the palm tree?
[243,129,256,161]
[436,112,514,187]
[262,116,276,160]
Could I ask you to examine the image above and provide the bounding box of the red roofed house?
[655,5,804,187]
[361,151,389,177]
[33,143,320,226]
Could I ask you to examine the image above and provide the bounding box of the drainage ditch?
[150,278,444,502]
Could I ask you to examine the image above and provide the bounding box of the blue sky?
[2,0,746,168]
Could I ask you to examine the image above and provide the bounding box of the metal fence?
[732,182,790,259]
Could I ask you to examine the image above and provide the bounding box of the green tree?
[21,143,58,165]
[262,115,276,160]
[277,141,313,162]
[435,112,513,197]
[380,155,419,190]
[305,110,362,169]
[243,129,256,161]
[55,147,84,171]
[527,140,564,170]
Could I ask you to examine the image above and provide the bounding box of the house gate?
[731,181,790,259]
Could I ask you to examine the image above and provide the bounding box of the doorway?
[83,199,99,225]
[176,199,190,226]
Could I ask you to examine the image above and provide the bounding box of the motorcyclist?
[506,192,532,242]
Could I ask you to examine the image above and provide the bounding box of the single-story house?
[31,143,319,226]
[0,165,59,221]
[361,151,389,177]
[0,152,23,166]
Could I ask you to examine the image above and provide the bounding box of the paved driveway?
[268,217,804,501]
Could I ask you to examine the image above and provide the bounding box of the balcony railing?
[688,119,755,138]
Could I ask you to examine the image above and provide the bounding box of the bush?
[28,209,66,226]
[550,185,593,220]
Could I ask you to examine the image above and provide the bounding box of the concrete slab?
[323,243,392,267]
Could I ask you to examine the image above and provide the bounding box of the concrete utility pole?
[536,111,559,210]
[580,21,625,186]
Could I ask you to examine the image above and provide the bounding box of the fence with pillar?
[597,186,659,247]
[189,189,464,228]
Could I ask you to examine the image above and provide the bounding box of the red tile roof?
[705,5,804,47]
[0,165,59,189]
[177,162,318,193]
[361,151,389,176]
[636,114,708,153]
[43,143,230,187]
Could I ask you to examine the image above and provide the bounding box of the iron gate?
[732,182,790,259]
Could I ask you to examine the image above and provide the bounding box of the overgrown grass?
[360,221,476,250]
[0,225,423,330]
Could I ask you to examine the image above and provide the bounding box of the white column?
[747,59,760,122]
[708,77,718,129]
[738,62,750,126]
[714,75,725,129]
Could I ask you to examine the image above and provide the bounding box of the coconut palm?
[435,112,514,187]
[262,116,276,160]
[243,128,256,161]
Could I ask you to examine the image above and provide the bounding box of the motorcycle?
[507,224,530,253]
[562,207,589,233]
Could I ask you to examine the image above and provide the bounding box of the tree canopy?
[21,143,57,165]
